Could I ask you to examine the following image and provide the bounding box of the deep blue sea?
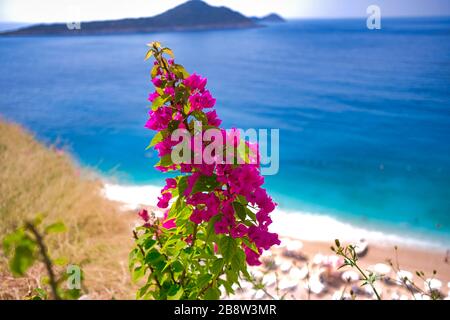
[1,18,449,245]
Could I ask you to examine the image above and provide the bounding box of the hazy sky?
[1,0,449,23]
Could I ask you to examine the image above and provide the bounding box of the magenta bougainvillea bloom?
[161,210,176,229]
[205,110,222,127]
[164,178,177,190]
[148,91,160,102]
[188,91,216,111]
[154,138,178,157]
[152,77,162,88]
[156,178,178,209]
[164,87,175,97]
[157,192,171,209]
[143,47,280,267]
[138,209,150,222]
[243,245,261,266]
[183,73,207,92]
[145,107,172,131]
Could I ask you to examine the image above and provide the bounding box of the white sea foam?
[270,210,446,250]
[102,183,447,250]
[102,183,162,211]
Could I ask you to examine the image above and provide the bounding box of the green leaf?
[242,237,259,255]
[162,47,174,58]
[145,249,164,267]
[231,248,246,273]
[136,283,150,299]
[236,141,255,164]
[32,213,45,226]
[245,207,257,222]
[167,285,184,300]
[174,239,187,253]
[167,120,181,133]
[128,248,140,270]
[155,154,174,168]
[237,195,247,205]
[53,257,68,266]
[204,287,221,300]
[335,239,341,248]
[197,274,212,289]
[148,132,165,149]
[174,87,188,103]
[150,41,161,48]
[151,64,159,78]
[174,206,192,227]
[177,176,188,196]
[44,222,66,234]
[211,258,224,276]
[219,236,236,263]
[2,229,25,255]
[156,86,166,96]
[192,175,220,194]
[226,268,238,284]
[144,49,154,61]
[132,265,147,282]
[167,199,180,219]
[172,64,189,79]
[10,243,36,276]
[32,288,48,300]
[191,110,208,125]
[151,96,166,110]
[183,103,190,115]
[233,202,246,222]
[61,288,82,300]
[171,260,184,273]
[205,214,221,243]
[220,279,235,295]
[143,238,157,250]
[161,234,180,252]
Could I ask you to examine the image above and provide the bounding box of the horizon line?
[1,14,450,25]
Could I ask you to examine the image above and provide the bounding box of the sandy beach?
[234,238,450,300]
[103,183,450,300]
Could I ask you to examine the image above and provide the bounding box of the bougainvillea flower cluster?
[141,43,280,267]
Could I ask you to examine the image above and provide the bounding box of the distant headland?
[251,13,286,23]
[1,0,285,36]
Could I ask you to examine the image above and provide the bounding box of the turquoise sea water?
[1,18,449,245]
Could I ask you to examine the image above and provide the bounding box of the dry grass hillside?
[0,119,136,299]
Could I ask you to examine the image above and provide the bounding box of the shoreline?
[102,182,449,252]
[102,182,450,299]
[243,237,450,300]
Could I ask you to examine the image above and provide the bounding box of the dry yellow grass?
[0,119,136,299]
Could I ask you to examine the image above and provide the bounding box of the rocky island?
[1,0,284,36]
[251,13,286,24]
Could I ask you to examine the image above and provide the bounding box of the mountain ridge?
[251,13,286,23]
[1,1,283,36]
